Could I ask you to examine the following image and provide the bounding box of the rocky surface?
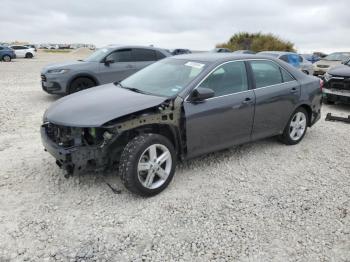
[0,53,349,261]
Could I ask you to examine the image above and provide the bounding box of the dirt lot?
[0,51,349,262]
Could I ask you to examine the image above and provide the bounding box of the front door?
[184,61,255,158]
[99,49,136,84]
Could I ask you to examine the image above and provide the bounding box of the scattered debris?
[325,113,350,123]
[106,182,122,194]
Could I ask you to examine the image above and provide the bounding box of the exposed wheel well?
[299,104,312,126]
[108,124,181,164]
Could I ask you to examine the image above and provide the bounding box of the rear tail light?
[319,79,324,91]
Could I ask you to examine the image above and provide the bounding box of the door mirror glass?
[190,87,214,102]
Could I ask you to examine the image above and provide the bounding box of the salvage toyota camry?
[41,54,322,196]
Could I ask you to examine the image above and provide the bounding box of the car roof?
[104,45,169,52]
[258,51,298,56]
[170,53,278,63]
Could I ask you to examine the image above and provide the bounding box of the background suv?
[41,45,171,95]
[0,46,16,62]
[10,45,36,58]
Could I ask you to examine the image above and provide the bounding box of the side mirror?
[104,58,115,66]
[190,87,215,102]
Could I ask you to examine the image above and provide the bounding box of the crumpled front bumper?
[40,125,106,173]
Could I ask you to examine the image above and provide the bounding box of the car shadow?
[61,137,279,196]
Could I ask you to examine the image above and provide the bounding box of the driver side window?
[199,61,248,97]
[106,49,132,62]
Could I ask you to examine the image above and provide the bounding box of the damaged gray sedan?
[41,54,322,196]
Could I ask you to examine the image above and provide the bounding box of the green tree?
[216,32,296,52]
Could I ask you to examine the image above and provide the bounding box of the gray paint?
[41,45,171,94]
[43,54,322,161]
[44,84,167,127]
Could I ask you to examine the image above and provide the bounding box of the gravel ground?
[0,52,349,262]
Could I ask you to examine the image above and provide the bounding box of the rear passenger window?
[199,61,248,97]
[250,61,283,88]
[280,68,295,82]
[132,49,157,61]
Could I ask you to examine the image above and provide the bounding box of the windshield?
[323,52,350,61]
[120,58,207,97]
[84,48,110,62]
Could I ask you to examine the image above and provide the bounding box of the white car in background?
[10,45,36,58]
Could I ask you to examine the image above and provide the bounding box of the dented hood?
[44,83,167,127]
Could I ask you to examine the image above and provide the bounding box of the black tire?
[2,55,11,62]
[279,107,309,145]
[25,53,33,58]
[69,77,96,94]
[119,133,177,197]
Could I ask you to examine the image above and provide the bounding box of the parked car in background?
[323,58,350,104]
[211,48,232,53]
[313,52,350,76]
[258,51,314,75]
[10,45,36,58]
[301,54,320,64]
[313,52,327,59]
[24,44,37,52]
[171,49,191,55]
[0,45,16,62]
[41,45,171,95]
[41,53,322,196]
[232,50,256,54]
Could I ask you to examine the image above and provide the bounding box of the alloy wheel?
[289,112,307,141]
[137,144,172,189]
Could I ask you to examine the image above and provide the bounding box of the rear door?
[249,60,300,140]
[11,46,25,57]
[98,49,136,84]
[184,61,255,158]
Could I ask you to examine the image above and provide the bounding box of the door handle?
[242,97,253,104]
[290,87,298,93]
[126,65,134,69]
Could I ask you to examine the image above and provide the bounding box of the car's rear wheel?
[119,133,176,197]
[25,53,33,58]
[69,77,96,94]
[279,107,308,145]
[2,55,11,62]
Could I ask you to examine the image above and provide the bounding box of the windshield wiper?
[117,83,148,94]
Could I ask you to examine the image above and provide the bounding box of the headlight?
[47,69,70,74]
[42,110,48,123]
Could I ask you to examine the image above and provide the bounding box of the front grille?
[45,123,75,147]
[318,65,329,68]
[41,74,47,82]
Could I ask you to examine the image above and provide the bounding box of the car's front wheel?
[279,107,308,145]
[25,53,33,58]
[69,77,96,94]
[119,134,176,196]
